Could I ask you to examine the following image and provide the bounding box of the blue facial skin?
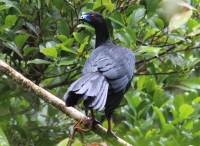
[81,14,91,22]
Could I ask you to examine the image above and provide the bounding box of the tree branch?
[136,39,185,65]
[0,60,132,146]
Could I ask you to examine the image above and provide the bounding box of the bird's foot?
[73,116,101,132]
[67,117,92,146]
[105,130,117,139]
[91,118,101,126]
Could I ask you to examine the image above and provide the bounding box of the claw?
[67,110,101,146]
[67,117,91,146]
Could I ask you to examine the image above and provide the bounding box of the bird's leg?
[90,109,101,126]
[107,116,112,132]
[105,112,117,138]
[85,107,89,117]
[106,116,117,136]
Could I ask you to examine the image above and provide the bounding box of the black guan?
[64,12,135,135]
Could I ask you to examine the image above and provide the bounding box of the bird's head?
[79,12,105,27]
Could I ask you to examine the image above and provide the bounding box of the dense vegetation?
[1,0,200,145]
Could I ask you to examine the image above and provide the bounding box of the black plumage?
[64,12,135,134]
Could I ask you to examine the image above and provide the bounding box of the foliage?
[1,0,200,145]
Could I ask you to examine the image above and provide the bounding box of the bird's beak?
[78,14,88,21]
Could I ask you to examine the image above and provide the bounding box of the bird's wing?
[82,45,135,93]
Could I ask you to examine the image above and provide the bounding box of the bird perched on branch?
[64,12,135,135]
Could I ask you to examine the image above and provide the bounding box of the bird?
[63,11,135,135]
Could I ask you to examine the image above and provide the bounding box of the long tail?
[63,72,109,111]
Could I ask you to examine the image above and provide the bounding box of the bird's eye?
[90,15,95,19]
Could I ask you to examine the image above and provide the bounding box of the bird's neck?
[95,25,110,48]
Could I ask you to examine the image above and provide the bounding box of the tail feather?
[94,82,108,110]
[64,72,108,111]
[85,75,104,96]
[75,75,98,94]
[86,81,108,110]
[84,80,105,108]
[69,73,94,91]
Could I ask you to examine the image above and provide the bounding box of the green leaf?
[73,32,83,44]
[25,22,38,36]
[146,0,159,12]
[153,88,164,107]
[193,119,200,133]
[1,0,21,12]
[179,78,200,89]
[77,44,86,53]
[153,107,166,128]
[188,26,200,36]
[14,34,29,49]
[57,138,69,146]
[188,58,200,67]
[192,97,200,106]
[128,7,146,27]
[125,91,137,114]
[154,18,164,29]
[162,123,174,136]
[142,28,158,42]
[57,44,78,54]
[57,57,76,66]
[93,0,101,10]
[146,76,157,92]
[169,105,179,119]
[5,15,17,26]
[179,104,194,119]
[0,4,8,11]
[3,42,22,58]
[145,128,157,139]
[40,47,57,58]
[42,17,52,29]
[23,47,35,56]
[137,76,145,89]
[105,3,114,12]
[0,127,9,146]
[188,19,199,32]
[36,0,41,9]
[138,46,161,57]
[27,59,52,65]
[77,36,89,53]
[62,38,75,47]
[57,19,70,38]
[46,41,57,48]
[77,24,94,31]
[124,27,136,44]
[55,35,68,43]
[4,28,16,40]
[137,99,151,118]
[117,32,130,45]
[108,11,125,27]
[169,10,193,32]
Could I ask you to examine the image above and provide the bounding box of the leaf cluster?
[1,0,200,145]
